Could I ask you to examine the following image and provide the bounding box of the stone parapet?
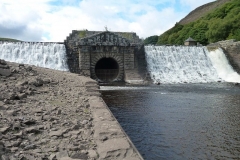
[89,96,144,160]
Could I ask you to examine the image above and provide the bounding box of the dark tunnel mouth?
[95,57,119,82]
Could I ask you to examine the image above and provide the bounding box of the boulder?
[0,64,10,69]
[0,68,11,77]
[29,77,43,87]
[0,59,7,65]
[18,64,24,67]
[88,149,98,158]
[43,78,51,84]
[25,66,32,71]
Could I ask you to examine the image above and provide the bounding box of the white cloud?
[0,0,215,42]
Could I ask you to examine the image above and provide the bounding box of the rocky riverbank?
[0,60,143,160]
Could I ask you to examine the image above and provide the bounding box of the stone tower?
[64,30,147,83]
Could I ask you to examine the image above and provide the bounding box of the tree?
[144,35,158,45]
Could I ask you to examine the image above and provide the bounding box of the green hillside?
[145,0,240,45]
[0,37,21,42]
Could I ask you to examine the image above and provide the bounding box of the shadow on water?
[100,83,240,160]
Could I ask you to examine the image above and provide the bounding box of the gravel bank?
[0,60,143,160]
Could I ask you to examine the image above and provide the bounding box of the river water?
[101,83,240,160]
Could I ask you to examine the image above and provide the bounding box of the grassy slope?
[179,0,230,25]
[145,0,240,45]
[0,37,21,42]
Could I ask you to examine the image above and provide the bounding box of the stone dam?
[64,30,148,84]
[1,30,240,84]
[1,30,240,159]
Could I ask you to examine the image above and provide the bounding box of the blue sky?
[0,0,215,42]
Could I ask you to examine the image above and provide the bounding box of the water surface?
[101,83,240,160]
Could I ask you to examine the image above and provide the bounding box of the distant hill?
[0,37,21,42]
[179,0,230,25]
[145,0,240,45]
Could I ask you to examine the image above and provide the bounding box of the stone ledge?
[89,96,144,160]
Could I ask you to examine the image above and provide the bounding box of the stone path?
[0,60,143,160]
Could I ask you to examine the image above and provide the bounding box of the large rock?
[28,77,43,87]
[0,59,7,65]
[0,64,9,69]
[0,68,11,77]
[0,59,11,76]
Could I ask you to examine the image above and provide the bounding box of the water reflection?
[101,83,240,160]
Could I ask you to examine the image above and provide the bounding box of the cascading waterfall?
[208,48,240,83]
[0,42,69,71]
[144,45,223,84]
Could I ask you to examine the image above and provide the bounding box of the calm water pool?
[101,83,240,160]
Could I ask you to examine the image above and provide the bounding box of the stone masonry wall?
[64,30,147,83]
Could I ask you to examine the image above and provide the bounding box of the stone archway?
[90,53,124,82]
[95,57,119,82]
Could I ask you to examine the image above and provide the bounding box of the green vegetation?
[79,30,87,38]
[144,35,158,45]
[146,0,240,45]
[118,32,134,40]
[0,37,21,42]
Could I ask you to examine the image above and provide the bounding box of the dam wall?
[0,38,148,84]
[64,30,148,84]
[0,42,69,71]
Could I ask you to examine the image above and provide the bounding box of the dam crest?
[1,31,240,84]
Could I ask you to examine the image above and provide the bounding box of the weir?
[145,46,220,83]
[145,45,240,83]
[0,42,68,71]
[1,35,240,84]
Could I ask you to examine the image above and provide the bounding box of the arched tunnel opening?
[95,57,119,82]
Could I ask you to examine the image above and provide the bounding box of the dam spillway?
[0,42,68,71]
[144,46,240,84]
[1,40,240,84]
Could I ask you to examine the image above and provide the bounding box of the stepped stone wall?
[208,39,240,73]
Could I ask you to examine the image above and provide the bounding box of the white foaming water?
[100,86,153,91]
[208,48,240,83]
[0,42,69,71]
[144,46,222,84]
